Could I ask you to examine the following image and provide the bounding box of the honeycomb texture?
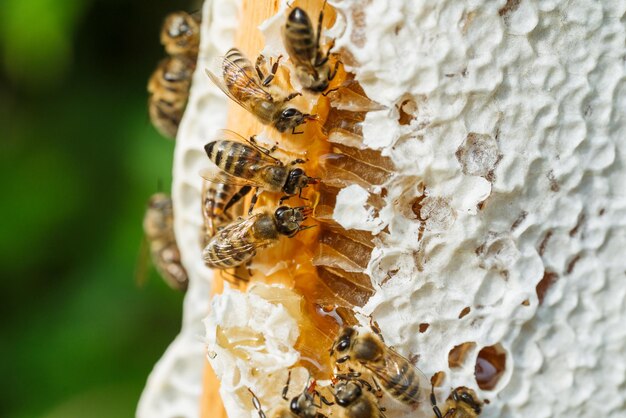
[139,0,626,417]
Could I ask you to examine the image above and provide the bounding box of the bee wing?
[205,67,269,116]
[368,348,430,404]
[207,215,274,262]
[215,129,283,165]
[199,166,265,188]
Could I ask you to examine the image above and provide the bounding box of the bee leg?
[290,158,307,165]
[284,92,303,102]
[255,55,267,82]
[224,185,252,213]
[322,86,340,97]
[328,59,340,81]
[316,392,334,406]
[282,370,292,400]
[246,260,254,278]
[222,269,249,284]
[248,388,268,418]
[260,55,283,87]
[315,1,328,57]
[369,317,385,341]
[298,189,309,201]
[430,383,445,418]
[248,189,261,215]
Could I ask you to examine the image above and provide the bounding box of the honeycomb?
[139,0,626,417]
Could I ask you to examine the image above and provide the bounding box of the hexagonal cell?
[455,132,500,180]
[448,342,477,369]
[475,344,507,391]
[431,371,446,387]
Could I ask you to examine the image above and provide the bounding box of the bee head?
[333,381,362,407]
[283,168,311,195]
[289,393,317,418]
[274,206,306,237]
[148,193,172,212]
[452,387,482,414]
[144,193,173,239]
[161,12,199,56]
[276,107,306,132]
[330,327,356,360]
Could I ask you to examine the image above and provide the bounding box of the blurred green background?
[0,0,198,416]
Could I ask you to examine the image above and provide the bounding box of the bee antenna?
[299,224,317,232]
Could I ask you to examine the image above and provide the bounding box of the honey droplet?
[475,345,506,390]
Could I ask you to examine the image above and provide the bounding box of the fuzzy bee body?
[201,131,316,205]
[148,11,200,139]
[142,193,188,291]
[283,5,336,92]
[433,387,482,418]
[148,57,193,138]
[330,327,429,406]
[160,11,201,59]
[202,206,311,269]
[206,48,312,133]
[333,380,383,418]
[202,181,252,241]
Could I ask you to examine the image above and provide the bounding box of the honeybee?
[249,372,332,418]
[202,205,313,269]
[160,11,201,59]
[283,2,338,92]
[205,48,314,133]
[201,180,251,239]
[202,130,317,211]
[148,56,194,138]
[330,327,430,406]
[142,193,188,291]
[333,379,385,418]
[432,387,482,418]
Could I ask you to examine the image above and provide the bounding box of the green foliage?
[0,0,194,416]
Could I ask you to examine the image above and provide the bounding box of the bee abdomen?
[224,48,254,73]
[205,140,261,179]
[203,239,254,269]
[203,182,235,216]
[285,8,316,60]
[381,364,421,404]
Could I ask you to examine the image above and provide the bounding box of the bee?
[205,48,314,133]
[283,2,338,92]
[148,56,194,138]
[329,327,430,406]
[202,205,313,269]
[333,379,385,418]
[202,130,317,212]
[248,372,332,418]
[432,387,482,418]
[142,193,188,291]
[201,180,252,239]
[160,11,201,59]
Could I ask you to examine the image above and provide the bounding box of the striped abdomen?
[203,232,256,269]
[284,8,317,64]
[202,181,237,239]
[205,140,263,179]
[222,48,272,102]
[370,358,424,405]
